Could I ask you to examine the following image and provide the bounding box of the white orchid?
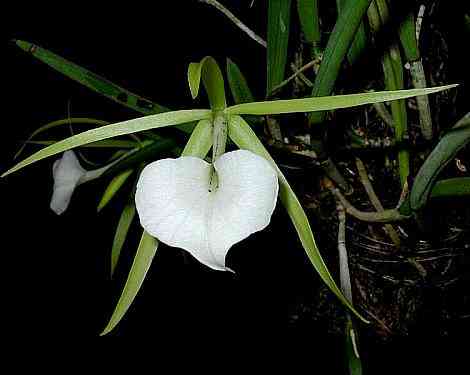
[50,150,114,215]
[4,54,439,333]
[135,149,279,271]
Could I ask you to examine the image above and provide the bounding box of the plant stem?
[198,0,266,47]
[337,203,353,303]
[330,186,408,223]
[268,58,319,97]
[368,0,410,186]
[355,158,401,247]
[209,112,228,191]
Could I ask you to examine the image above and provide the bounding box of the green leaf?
[228,115,368,323]
[16,40,168,115]
[226,58,255,104]
[410,115,470,211]
[336,0,368,65]
[15,40,196,135]
[2,109,212,177]
[267,0,292,94]
[398,11,420,62]
[297,0,321,46]
[181,119,213,158]
[14,117,109,159]
[308,0,373,125]
[25,139,138,148]
[101,118,212,335]
[111,201,137,278]
[345,317,363,375]
[188,56,226,110]
[100,231,158,335]
[101,139,178,178]
[368,0,409,185]
[97,169,134,212]
[225,85,456,116]
[430,178,470,199]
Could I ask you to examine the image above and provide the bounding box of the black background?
[3,0,470,370]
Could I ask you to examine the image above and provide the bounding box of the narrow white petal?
[135,150,279,271]
[50,151,86,215]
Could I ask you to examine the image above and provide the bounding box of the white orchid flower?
[135,149,279,271]
[50,150,115,215]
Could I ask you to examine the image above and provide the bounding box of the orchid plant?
[3,47,454,335]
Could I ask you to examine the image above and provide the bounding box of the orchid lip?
[135,149,279,271]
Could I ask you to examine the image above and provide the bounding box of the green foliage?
[15,40,195,134]
[368,0,409,185]
[102,119,213,334]
[267,0,292,94]
[15,40,168,115]
[111,200,136,277]
[308,0,373,125]
[410,115,470,211]
[188,56,227,110]
[226,58,254,104]
[430,178,470,199]
[97,169,134,212]
[345,317,363,375]
[2,110,211,177]
[227,86,454,116]
[11,15,462,343]
[228,115,368,323]
[14,117,110,160]
[297,0,321,56]
[101,231,158,335]
[336,0,368,65]
[398,11,420,62]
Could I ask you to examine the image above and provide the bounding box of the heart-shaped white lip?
[135,149,279,271]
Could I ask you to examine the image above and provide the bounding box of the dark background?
[3,0,470,370]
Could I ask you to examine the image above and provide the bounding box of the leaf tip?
[15,39,32,52]
[187,62,201,100]
[99,328,110,337]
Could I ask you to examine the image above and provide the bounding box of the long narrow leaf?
[398,11,420,62]
[267,0,292,94]
[345,317,363,375]
[226,58,255,104]
[228,115,368,323]
[100,231,158,335]
[368,0,409,185]
[336,0,368,65]
[24,139,138,148]
[181,119,213,157]
[101,117,213,334]
[111,201,137,278]
[410,121,470,211]
[430,178,470,199]
[297,0,321,48]
[308,0,373,125]
[14,117,109,159]
[2,110,212,177]
[225,85,456,116]
[101,139,177,178]
[188,56,226,110]
[16,40,168,114]
[97,169,134,212]
[15,40,195,134]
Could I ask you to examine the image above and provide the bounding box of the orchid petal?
[50,151,87,215]
[135,150,279,271]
